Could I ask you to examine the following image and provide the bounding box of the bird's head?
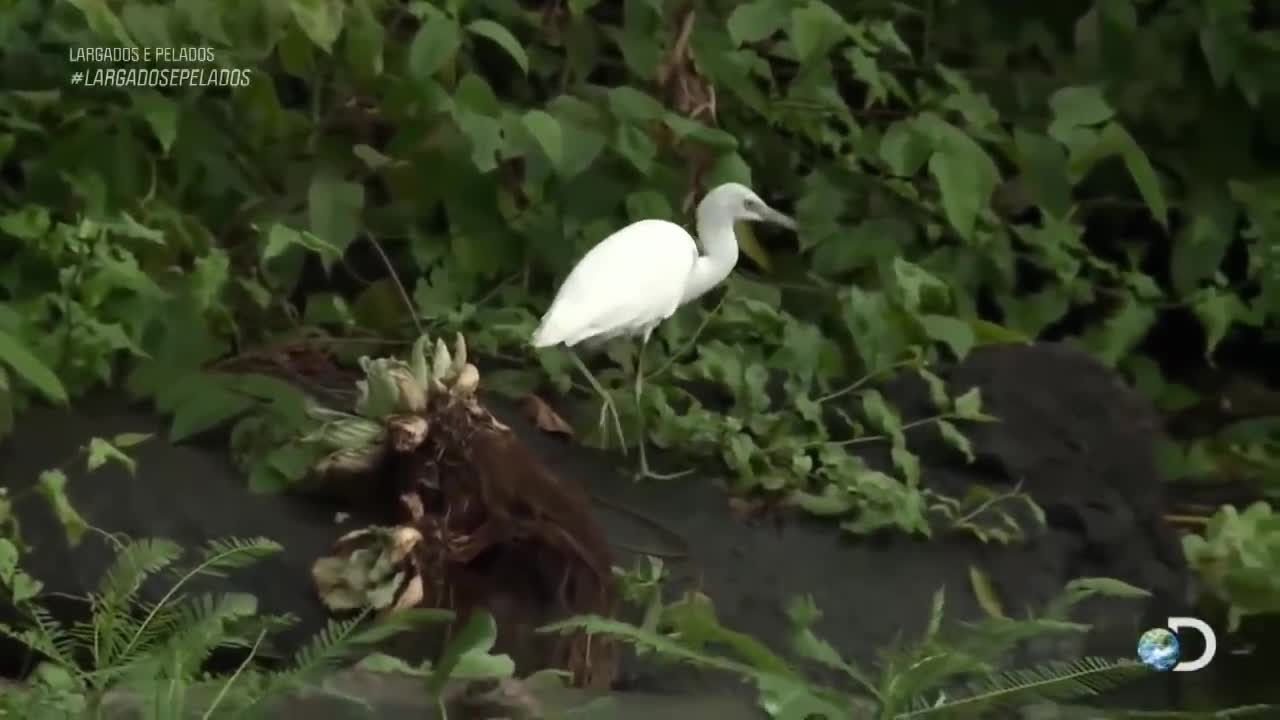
[699,183,797,231]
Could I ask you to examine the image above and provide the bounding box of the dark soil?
[0,342,1273,716]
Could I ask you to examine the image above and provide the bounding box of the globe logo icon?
[1137,628,1180,671]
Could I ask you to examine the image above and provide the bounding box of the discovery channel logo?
[1136,617,1217,672]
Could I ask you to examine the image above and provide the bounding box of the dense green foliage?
[3,0,1280,658]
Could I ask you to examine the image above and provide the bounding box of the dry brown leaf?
[728,496,765,523]
[521,395,574,438]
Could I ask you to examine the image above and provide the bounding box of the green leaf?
[111,432,153,448]
[842,287,908,374]
[1047,85,1114,141]
[169,385,259,442]
[408,13,461,80]
[87,437,137,475]
[892,257,948,313]
[917,115,1000,241]
[426,611,513,695]
[466,20,528,75]
[522,110,564,172]
[789,2,846,63]
[969,566,1006,618]
[937,420,974,463]
[1013,129,1073,218]
[308,173,365,258]
[861,389,902,436]
[344,0,385,76]
[289,0,344,52]
[953,387,984,420]
[1107,124,1167,227]
[0,538,43,603]
[1199,27,1239,88]
[613,124,656,174]
[0,205,51,240]
[1192,290,1242,364]
[1070,123,1167,227]
[663,114,738,150]
[608,87,666,123]
[37,470,89,546]
[727,0,787,46]
[879,121,931,176]
[262,223,343,270]
[1062,577,1152,601]
[0,329,67,404]
[1171,190,1237,296]
[133,92,179,154]
[1077,292,1156,367]
[68,0,135,45]
[919,314,974,360]
[928,148,983,241]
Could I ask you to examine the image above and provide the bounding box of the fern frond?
[0,617,74,671]
[273,608,452,692]
[91,538,183,671]
[95,538,183,608]
[898,656,1146,718]
[183,537,284,580]
[142,593,261,678]
[541,615,852,717]
[15,606,78,668]
[542,614,759,677]
[111,537,280,669]
[288,604,453,676]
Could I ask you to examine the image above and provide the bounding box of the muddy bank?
[0,342,1244,713]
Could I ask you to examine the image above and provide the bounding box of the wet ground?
[0,343,1273,716]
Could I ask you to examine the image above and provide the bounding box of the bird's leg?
[633,338,692,481]
[567,350,627,455]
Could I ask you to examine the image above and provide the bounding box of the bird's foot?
[634,466,693,481]
[634,446,691,481]
[596,395,628,456]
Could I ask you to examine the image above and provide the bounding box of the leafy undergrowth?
[2,0,1280,689]
[556,571,1145,719]
[1183,502,1280,633]
[588,559,1278,720]
[0,531,456,719]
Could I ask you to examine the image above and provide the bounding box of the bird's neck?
[682,209,739,305]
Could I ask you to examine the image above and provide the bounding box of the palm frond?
[898,657,1146,718]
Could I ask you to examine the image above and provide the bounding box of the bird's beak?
[760,204,797,231]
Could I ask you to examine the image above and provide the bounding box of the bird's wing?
[532,219,697,347]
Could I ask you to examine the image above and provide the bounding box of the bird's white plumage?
[530,182,795,478]
[532,219,698,347]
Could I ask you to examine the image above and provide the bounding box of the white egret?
[530,182,798,479]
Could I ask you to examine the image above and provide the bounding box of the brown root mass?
[220,343,619,687]
[385,398,619,687]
